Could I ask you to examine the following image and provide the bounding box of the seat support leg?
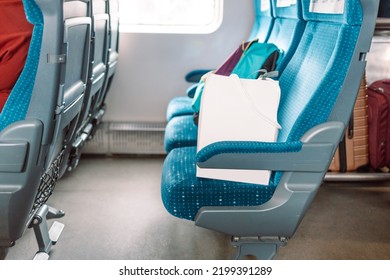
[30,204,65,260]
[90,108,105,137]
[68,124,93,172]
[231,236,288,260]
[46,205,65,220]
[0,246,9,260]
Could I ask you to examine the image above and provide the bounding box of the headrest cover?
[255,0,272,17]
[272,0,303,19]
[302,0,363,25]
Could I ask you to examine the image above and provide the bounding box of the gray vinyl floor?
[5,156,390,260]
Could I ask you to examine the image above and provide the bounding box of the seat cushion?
[161,146,276,220]
[164,115,198,152]
[166,96,193,121]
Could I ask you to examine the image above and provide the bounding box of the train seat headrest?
[302,0,363,25]
[272,0,303,19]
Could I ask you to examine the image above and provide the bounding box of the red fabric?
[0,0,33,112]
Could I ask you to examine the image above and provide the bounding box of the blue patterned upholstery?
[164,115,198,152]
[162,146,276,220]
[249,0,273,42]
[162,0,364,220]
[0,0,43,132]
[267,0,305,74]
[277,24,361,143]
[166,96,193,122]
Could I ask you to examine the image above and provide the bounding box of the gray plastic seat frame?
[48,0,92,168]
[90,0,119,136]
[76,0,109,134]
[192,0,379,260]
[63,0,109,174]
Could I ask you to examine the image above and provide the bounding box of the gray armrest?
[185,69,213,83]
[196,121,345,173]
[0,141,28,172]
[197,143,335,172]
[186,83,199,98]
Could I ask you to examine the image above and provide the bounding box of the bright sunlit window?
[119,0,223,34]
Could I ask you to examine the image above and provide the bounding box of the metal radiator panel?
[83,122,166,155]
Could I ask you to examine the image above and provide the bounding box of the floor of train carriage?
[5,155,390,260]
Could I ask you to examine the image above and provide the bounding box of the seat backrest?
[107,0,119,76]
[57,0,109,176]
[95,0,119,114]
[267,0,305,74]
[0,0,59,248]
[46,0,92,167]
[76,0,109,131]
[277,0,365,144]
[249,0,274,42]
[91,0,109,80]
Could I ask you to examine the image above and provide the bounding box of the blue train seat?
[0,0,92,259]
[164,0,305,153]
[165,0,274,123]
[161,0,379,259]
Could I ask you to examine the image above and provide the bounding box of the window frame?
[118,0,224,34]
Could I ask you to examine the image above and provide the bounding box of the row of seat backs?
[75,0,109,136]
[59,0,119,177]
[74,0,119,137]
[185,0,291,83]
[161,0,377,225]
[97,0,120,114]
[163,1,306,151]
[229,0,306,78]
[90,0,119,126]
[0,0,118,249]
[236,0,306,80]
[184,0,275,86]
[166,0,304,118]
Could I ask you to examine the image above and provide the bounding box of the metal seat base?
[30,204,65,260]
[231,236,288,260]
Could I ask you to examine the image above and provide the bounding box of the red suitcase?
[367,79,390,170]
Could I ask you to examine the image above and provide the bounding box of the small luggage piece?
[329,76,369,172]
[378,0,390,18]
[367,79,390,170]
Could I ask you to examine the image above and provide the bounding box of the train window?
[119,0,223,34]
